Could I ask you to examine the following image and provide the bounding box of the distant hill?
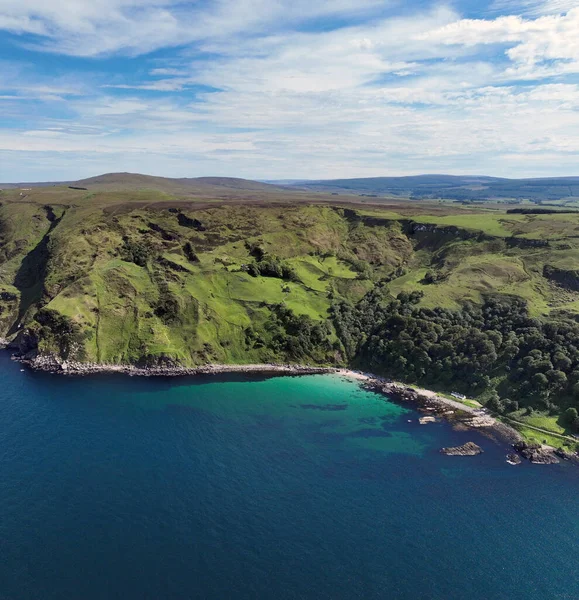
[281,175,579,202]
[72,173,290,194]
[1,172,292,194]
[4,172,579,203]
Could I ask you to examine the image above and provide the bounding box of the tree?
[564,407,578,425]
[532,372,549,390]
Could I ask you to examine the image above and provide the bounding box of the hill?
[1,173,293,195]
[283,175,579,203]
[74,172,291,193]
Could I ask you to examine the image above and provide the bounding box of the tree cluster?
[331,288,579,413]
[121,238,155,267]
[247,257,298,281]
[264,304,333,361]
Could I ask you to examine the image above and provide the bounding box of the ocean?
[0,350,578,599]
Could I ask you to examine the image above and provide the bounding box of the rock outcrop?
[513,442,560,464]
[506,453,522,465]
[440,442,483,456]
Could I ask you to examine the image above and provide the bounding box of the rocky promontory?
[513,442,560,464]
[506,453,522,465]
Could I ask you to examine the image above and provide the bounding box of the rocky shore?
[359,378,574,466]
[513,442,561,465]
[361,378,522,445]
[15,353,336,378]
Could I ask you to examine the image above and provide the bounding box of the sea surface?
[0,351,578,599]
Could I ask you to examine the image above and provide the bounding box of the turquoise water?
[0,351,578,599]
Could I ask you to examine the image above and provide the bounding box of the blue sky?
[0,0,578,181]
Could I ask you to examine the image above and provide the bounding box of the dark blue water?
[1,351,578,600]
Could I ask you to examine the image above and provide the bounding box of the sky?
[0,0,578,182]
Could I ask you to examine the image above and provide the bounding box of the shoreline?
[15,354,336,378]
[358,376,522,444]
[12,352,570,464]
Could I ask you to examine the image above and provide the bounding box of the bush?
[564,407,578,425]
[121,238,155,267]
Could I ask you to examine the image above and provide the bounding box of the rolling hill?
[1,172,293,195]
[73,173,291,193]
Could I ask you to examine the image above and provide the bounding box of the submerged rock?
[440,442,483,456]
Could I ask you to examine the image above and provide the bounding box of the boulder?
[506,453,522,465]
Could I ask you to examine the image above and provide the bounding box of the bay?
[0,351,578,599]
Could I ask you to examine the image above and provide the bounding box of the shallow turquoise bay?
[0,351,578,599]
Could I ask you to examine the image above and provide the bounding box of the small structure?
[451,392,467,401]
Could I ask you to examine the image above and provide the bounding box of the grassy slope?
[1,198,383,364]
[2,184,579,375]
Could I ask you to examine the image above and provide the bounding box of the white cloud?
[419,8,579,79]
[0,1,578,180]
[0,0,390,56]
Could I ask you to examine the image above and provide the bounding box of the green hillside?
[4,179,579,443]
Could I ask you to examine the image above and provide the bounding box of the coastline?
[15,354,336,378]
[357,375,522,444]
[13,352,570,463]
[356,375,577,464]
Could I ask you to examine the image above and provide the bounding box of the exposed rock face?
[506,237,549,249]
[177,213,206,231]
[440,442,483,456]
[543,264,579,291]
[513,442,560,465]
[15,328,39,356]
